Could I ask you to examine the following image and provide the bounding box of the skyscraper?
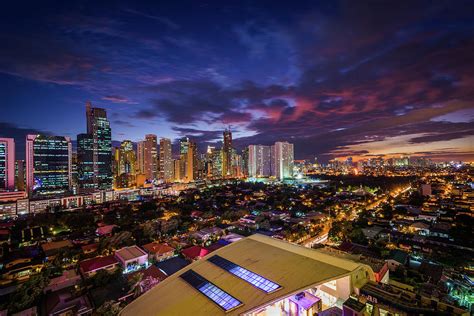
[77,133,95,191]
[179,137,189,181]
[248,145,272,177]
[78,101,112,191]
[26,134,72,197]
[272,141,294,180]
[137,134,158,180]
[114,140,137,188]
[222,129,233,178]
[185,141,198,182]
[159,138,173,182]
[0,138,15,191]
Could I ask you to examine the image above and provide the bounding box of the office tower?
[26,134,72,197]
[179,137,189,180]
[137,134,158,180]
[77,133,95,191]
[272,141,294,180]
[0,138,15,190]
[79,101,113,190]
[248,145,272,177]
[185,141,198,182]
[241,147,249,177]
[159,138,173,181]
[222,129,233,178]
[15,160,25,191]
[114,140,136,188]
[231,149,243,177]
[173,159,181,182]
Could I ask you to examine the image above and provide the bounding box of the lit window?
[208,255,281,293]
[180,270,242,311]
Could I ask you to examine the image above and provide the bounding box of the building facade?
[159,138,173,182]
[0,138,15,191]
[248,145,272,178]
[26,135,72,197]
[272,141,294,180]
[137,134,158,180]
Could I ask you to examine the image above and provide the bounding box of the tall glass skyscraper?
[26,135,72,197]
[77,101,112,191]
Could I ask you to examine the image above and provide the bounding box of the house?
[361,226,384,240]
[155,256,190,276]
[79,255,119,277]
[44,288,93,316]
[95,224,117,236]
[220,233,245,243]
[115,246,148,273]
[44,270,81,293]
[81,243,98,255]
[41,240,73,260]
[386,249,408,271]
[191,227,223,241]
[409,222,430,235]
[181,245,209,261]
[141,242,175,262]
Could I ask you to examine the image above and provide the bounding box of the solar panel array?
[208,255,281,293]
[180,269,242,311]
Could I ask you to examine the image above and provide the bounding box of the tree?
[96,300,122,316]
[7,270,50,313]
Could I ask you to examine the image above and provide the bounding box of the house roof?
[141,242,174,255]
[155,257,190,276]
[41,240,73,253]
[79,255,118,273]
[121,234,375,316]
[115,246,148,261]
[181,245,210,260]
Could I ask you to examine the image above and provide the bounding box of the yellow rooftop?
[121,234,374,316]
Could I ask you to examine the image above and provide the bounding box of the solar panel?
[208,255,281,293]
[180,270,242,311]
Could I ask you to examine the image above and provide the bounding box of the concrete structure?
[137,134,158,180]
[248,145,272,178]
[0,138,15,190]
[121,234,375,316]
[159,138,173,181]
[272,141,294,180]
[115,245,148,273]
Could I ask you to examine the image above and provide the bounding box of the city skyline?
[1,1,474,162]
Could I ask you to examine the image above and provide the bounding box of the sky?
[1,0,473,162]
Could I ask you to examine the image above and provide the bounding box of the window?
[180,270,242,311]
[208,255,281,293]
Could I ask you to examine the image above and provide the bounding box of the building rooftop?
[79,255,118,273]
[115,246,148,261]
[141,242,174,255]
[155,256,190,276]
[121,234,374,316]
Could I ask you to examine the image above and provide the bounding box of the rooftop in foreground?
[121,234,375,316]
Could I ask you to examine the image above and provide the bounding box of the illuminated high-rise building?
[78,101,112,191]
[137,134,158,180]
[179,137,189,181]
[248,145,272,177]
[222,129,232,178]
[77,133,95,191]
[15,160,25,191]
[114,140,137,188]
[0,138,15,191]
[173,159,181,182]
[272,141,294,180]
[26,134,72,197]
[185,141,198,182]
[159,138,173,182]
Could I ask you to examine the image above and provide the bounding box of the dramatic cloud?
[1,1,474,161]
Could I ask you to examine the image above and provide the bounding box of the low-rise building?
[115,246,148,273]
[141,242,175,262]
